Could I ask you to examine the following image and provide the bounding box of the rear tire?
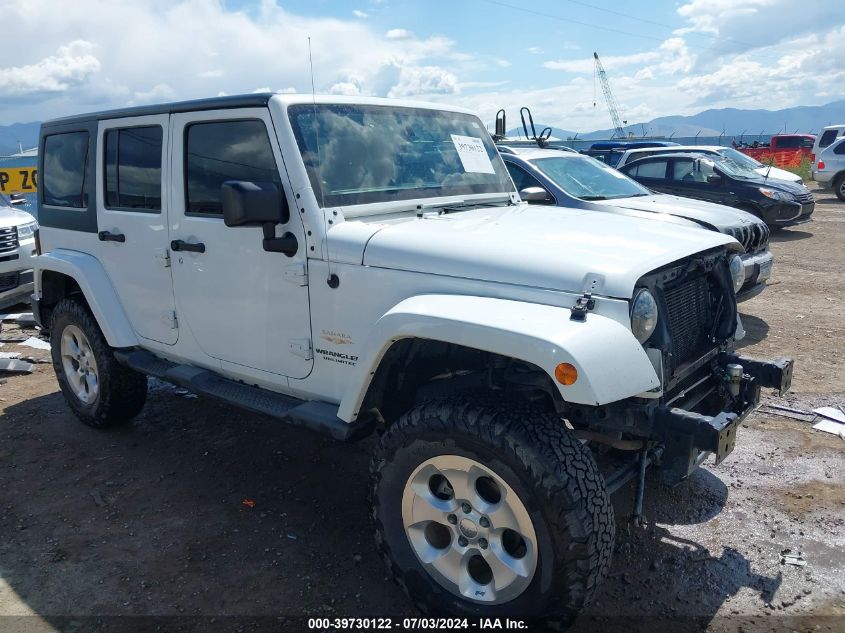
[50,297,147,428]
[370,397,614,627]
[834,174,845,202]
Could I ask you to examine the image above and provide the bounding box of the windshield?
[288,104,513,207]
[713,157,760,179]
[532,155,650,200]
[716,147,763,169]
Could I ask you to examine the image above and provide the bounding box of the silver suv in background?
[0,193,38,310]
[615,145,803,184]
[812,136,845,201]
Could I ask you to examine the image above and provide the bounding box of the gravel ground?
[0,186,843,633]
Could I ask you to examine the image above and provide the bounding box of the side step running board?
[114,349,373,442]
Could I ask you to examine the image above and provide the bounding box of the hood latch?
[570,293,595,322]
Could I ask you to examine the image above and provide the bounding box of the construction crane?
[593,52,627,139]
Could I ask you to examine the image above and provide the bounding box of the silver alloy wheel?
[839,180,845,198]
[60,324,99,405]
[401,455,538,604]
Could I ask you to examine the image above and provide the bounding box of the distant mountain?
[0,122,39,156]
[508,100,845,141]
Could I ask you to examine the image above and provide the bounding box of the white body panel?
[95,114,178,345]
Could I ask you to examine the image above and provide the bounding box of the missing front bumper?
[654,354,793,485]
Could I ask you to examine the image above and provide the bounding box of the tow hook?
[570,293,595,322]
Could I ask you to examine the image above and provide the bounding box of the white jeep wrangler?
[32,94,793,626]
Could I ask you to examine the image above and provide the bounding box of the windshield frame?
[531,154,652,201]
[716,147,764,169]
[287,103,514,212]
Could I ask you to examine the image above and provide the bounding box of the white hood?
[358,203,735,299]
[754,165,802,183]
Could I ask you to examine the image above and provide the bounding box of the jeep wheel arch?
[35,250,138,348]
[337,295,660,423]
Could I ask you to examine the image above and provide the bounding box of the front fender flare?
[34,250,138,348]
[337,295,659,421]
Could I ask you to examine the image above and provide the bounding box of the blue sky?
[1,0,842,132]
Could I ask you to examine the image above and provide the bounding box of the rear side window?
[834,141,845,155]
[185,119,280,215]
[627,159,667,179]
[819,130,839,148]
[42,132,89,208]
[104,126,163,211]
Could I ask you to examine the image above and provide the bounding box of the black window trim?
[182,117,278,219]
[624,157,670,180]
[37,120,99,233]
[102,124,165,214]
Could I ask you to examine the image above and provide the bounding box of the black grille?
[664,276,713,370]
[0,272,20,292]
[796,192,814,204]
[0,226,18,254]
[727,223,769,253]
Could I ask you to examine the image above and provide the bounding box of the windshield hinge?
[570,293,595,322]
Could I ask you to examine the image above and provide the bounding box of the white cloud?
[543,51,659,74]
[385,28,413,40]
[352,9,368,18]
[0,40,100,96]
[387,65,459,98]
[526,46,542,54]
[131,83,175,104]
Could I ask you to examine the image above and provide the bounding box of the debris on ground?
[242,498,256,508]
[0,313,36,327]
[813,406,845,424]
[812,418,845,439]
[780,549,807,567]
[20,336,51,350]
[758,403,816,422]
[0,358,34,374]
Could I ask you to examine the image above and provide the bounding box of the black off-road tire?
[834,174,845,202]
[369,397,615,628]
[50,297,147,428]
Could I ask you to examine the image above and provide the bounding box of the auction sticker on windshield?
[451,135,495,174]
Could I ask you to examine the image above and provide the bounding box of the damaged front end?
[567,248,794,492]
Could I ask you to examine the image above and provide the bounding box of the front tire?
[50,297,147,428]
[370,397,614,627]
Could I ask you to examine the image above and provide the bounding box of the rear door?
[620,158,671,194]
[168,109,313,379]
[96,115,177,345]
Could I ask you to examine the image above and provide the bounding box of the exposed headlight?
[729,254,745,293]
[17,221,38,239]
[758,188,794,201]
[630,288,658,344]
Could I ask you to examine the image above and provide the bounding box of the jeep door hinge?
[569,293,595,322]
[164,310,178,329]
[284,263,308,286]
[154,248,171,268]
[289,338,313,360]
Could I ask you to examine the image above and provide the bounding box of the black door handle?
[170,239,206,253]
[98,231,125,243]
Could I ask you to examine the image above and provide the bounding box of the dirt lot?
[1,186,843,633]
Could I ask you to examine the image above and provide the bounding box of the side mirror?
[519,186,552,203]
[706,174,723,186]
[221,181,289,227]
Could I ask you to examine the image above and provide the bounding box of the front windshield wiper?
[579,195,608,200]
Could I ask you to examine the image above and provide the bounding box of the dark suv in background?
[619,153,814,227]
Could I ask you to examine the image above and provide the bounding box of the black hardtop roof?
[41,93,275,129]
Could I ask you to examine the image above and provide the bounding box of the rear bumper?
[654,354,793,485]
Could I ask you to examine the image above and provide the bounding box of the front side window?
[505,163,544,192]
[288,104,513,207]
[533,155,649,200]
[43,131,89,208]
[104,126,163,211]
[626,159,668,179]
[185,119,281,215]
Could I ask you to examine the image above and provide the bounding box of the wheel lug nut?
[478,538,488,549]
[479,516,490,528]
[447,514,457,525]
[461,502,472,513]
[458,536,468,547]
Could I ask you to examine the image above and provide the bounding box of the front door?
[96,115,178,345]
[668,158,730,205]
[169,109,313,379]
